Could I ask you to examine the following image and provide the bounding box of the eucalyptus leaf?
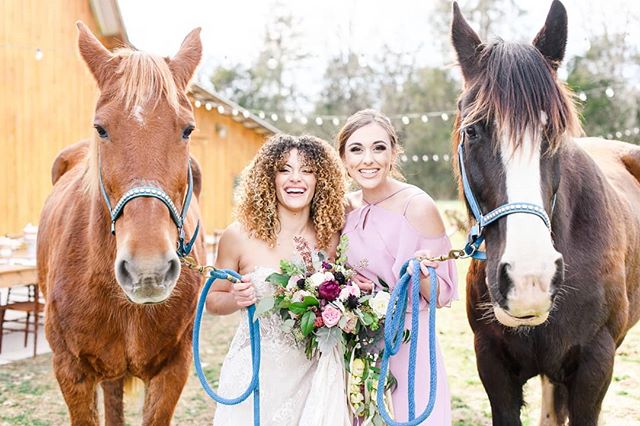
[281,318,295,332]
[253,295,275,319]
[266,272,290,287]
[316,326,341,354]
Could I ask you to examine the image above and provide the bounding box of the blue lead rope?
[377,259,438,426]
[193,269,261,426]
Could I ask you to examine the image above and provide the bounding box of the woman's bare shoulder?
[404,191,446,237]
[345,190,363,213]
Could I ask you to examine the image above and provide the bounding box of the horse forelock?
[461,40,581,154]
[108,48,180,114]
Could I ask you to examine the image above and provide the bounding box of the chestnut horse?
[37,22,205,425]
[451,1,640,424]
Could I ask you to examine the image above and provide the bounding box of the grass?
[1,202,639,424]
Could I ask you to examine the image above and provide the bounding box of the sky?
[117,0,640,109]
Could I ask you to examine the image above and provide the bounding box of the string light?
[34,48,43,61]
[205,102,213,111]
[217,105,225,114]
[315,117,323,126]
[194,99,202,108]
[271,113,278,121]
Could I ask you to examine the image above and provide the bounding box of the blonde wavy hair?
[235,134,346,249]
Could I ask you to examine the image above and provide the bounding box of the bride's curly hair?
[235,134,346,249]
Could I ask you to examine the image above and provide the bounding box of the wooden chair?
[0,284,44,357]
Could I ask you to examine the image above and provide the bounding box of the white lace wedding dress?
[213,267,319,425]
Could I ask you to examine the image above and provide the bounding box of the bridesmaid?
[337,109,458,424]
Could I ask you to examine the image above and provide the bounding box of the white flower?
[324,272,334,282]
[308,272,326,288]
[292,290,312,303]
[370,291,391,318]
[339,284,361,301]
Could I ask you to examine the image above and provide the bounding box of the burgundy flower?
[318,280,341,301]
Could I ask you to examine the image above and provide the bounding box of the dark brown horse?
[451,1,640,424]
[37,22,205,425]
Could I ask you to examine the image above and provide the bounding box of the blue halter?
[457,130,555,260]
[98,156,200,257]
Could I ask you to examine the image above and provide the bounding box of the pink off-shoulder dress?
[342,188,458,425]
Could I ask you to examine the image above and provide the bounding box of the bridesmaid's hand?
[231,275,257,307]
[408,250,439,277]
[352,274,374,293]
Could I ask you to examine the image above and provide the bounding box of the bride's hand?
[232,275,257,307]
[352,274,374,293]
[408,250,439,277]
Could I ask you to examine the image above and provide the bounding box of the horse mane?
[83,49,182,196]
[461,40,582,154]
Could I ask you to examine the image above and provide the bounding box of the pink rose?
[321,305,342,328]
[339,311,359,334]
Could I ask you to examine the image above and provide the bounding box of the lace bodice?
[213,267,317,425]
[228,267,298,354]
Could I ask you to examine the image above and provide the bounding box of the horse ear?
[532,0,568,70]
[451,2,483,82]
[76,21,116,87]
[189,155,203,198]
[169,28,202,89]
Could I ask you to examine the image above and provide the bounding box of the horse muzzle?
[491,255,563,327]
[115,251,181,304]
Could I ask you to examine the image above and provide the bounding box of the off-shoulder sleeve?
[391,227,459,308]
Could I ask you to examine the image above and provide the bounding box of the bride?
[206,134,349,425]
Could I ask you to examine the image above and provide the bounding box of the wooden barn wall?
[1,0,101,234]
[190,108,268,233]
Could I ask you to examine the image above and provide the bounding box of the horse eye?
[465,126,478,140]
[94,125,108,139]
[182,125,195,140]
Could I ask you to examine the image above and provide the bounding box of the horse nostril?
[164,257,181,284]
[116,259,133,287]
[551,256,564,298]
[498,261,513,301]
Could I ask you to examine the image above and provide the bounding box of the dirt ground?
[1,230,639,425]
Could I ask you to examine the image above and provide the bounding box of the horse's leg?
[141,343,190,425]
[539,375,568,426]
[474,333,525,426]
[102,377,124,426]
[566,329,616,426]
[53,351,100,425]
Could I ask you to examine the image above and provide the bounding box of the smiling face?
[342,122,396,190]
[275,148,317,212]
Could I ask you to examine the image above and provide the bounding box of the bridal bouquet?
[255,235,394,424]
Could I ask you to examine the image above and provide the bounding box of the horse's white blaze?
[499,124,560,320]
[133,105,145,125]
